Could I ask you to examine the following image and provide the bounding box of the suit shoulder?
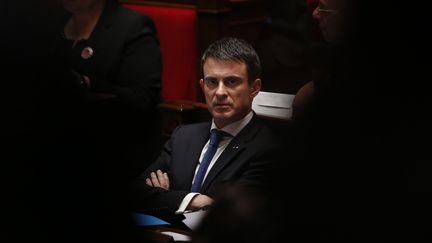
[116,4,155,27]
[107,5,158,42]
[172,122,211,135]
[253,119,282,145]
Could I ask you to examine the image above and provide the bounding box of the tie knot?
[209,129,231,146]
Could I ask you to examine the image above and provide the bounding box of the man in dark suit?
[130,38,281,219]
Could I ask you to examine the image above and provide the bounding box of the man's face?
[312,0,343,43]
[200,58,261,128]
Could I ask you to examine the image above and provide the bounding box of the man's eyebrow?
[223,75,242,80]
[204,75,242,80]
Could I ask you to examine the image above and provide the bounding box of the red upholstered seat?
[123,4,198,101]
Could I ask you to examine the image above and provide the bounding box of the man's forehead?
[202,58,250,83]
[204,74,243,79]
[204,58,246,71]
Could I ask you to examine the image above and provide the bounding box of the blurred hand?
[187,194,214,211]
[146,170,170,190]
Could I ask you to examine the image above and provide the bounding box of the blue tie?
[191,129,226,192]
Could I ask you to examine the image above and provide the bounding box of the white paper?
[252,91,295,120]
[182,210,208,230]
[160,231,192,241]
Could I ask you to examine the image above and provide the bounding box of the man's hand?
[187,194,214,211]
[145,170,170,190]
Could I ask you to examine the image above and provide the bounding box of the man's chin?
[212,105,231,115]
[212,112,233,122]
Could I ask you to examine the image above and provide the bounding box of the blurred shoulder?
[112,2,155,26]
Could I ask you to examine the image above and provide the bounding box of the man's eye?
[205,79,217,87]
[226,79,239,86]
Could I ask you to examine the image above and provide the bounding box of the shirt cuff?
[175,193,200,214]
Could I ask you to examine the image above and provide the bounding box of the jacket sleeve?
[129,126,190,214]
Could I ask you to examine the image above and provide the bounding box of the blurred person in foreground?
[26,0,163,242]
[42,0,163,178]
[290,0,430,240]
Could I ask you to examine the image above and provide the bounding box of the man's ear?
[250,79,261,98]
[199,79,205,91]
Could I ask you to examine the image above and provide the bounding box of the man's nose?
[215,81,227,96]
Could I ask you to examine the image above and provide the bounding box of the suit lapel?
[200,116,261,192]
[179,123,212,188]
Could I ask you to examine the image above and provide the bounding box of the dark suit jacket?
[130,114,282,216]
[51,1,162,111]
[39,2,163,178]
[45,1,162,147]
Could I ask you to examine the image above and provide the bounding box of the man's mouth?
[214,103,230,107]
[214,103,231,109]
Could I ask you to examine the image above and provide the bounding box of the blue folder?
[132,212,170,226]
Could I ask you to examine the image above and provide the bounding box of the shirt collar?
[210,111,254,137]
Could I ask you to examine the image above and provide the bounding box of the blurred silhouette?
[3,1,162,243]
[193,186,364,242]
[289,0,430,239]
[193,187,283,243]
[44,1,162,242]
[256,0,313,94]
[44,0,163,178]
[1,1,67,242]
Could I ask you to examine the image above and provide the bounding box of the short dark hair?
[200,37,261,83]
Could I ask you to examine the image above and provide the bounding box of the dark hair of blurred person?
[193,186,358,242]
